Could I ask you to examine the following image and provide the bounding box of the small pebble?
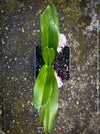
[14,57,17,61]
[14,97,17,100]
[22,27,25,33]
[76,101,79,105]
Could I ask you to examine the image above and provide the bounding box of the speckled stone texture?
[0,0,100,134]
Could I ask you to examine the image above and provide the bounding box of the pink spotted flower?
[57,34,66,53]
[54,70,63,88]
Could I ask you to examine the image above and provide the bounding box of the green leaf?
[48,76,58,132]
[48,48,55,65]
[44,2,59,31]
[36,2,60,132]
[48,19,59,52]
[40,2,59,52]
[42,46,49,65]
[44,102,50,132]
[42,66,54,106]
[42,47,55,65]
[40,13,48,52]
[49,2,60,32]
[39,106,45,124]
[33,65,47,109]
[40,75,58,132]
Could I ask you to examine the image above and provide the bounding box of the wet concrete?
[0,0,100,134]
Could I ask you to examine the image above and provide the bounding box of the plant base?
[34,45,71,81]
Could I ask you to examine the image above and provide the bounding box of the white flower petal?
[54,70,63,88]
[57,33,67,53]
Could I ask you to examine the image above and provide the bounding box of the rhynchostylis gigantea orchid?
[33,2,65,132]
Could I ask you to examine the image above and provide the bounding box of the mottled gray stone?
[0,0,100,134]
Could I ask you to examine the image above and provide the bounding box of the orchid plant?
[33,2,66,132]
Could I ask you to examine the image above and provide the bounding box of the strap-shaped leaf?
[48,48,55,65]
[33,65,47,109]
[42,46,49,65]
[48,76,58,132]
[48,19,59,52]
[44,2,59,32]
[36,2,59,132]
[44,102,50,132]
[40,2,59,52]
[42,66,54,106]
[40,13,48,52]
[49,2,60,32]
[42,47,55,65]
[39,106,45,124]
[39,74,58,133]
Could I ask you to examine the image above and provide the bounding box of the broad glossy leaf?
[44,2,59,31]
[37,2,59,132]
[40,3,59,52]
[40,12,48,52]
[49,2,60,32]
[48,48,55,65]
[41,75,58,132]
[42,46,49,65]
[48,20,59,52]
[48,76,58,132]
[33,65,47,109]
[44,102,50,132]
[42,66,54,106]
[39,106,45,124]
[42,47,55,65]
